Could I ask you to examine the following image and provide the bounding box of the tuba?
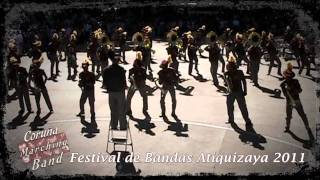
[94,28,112,46]
[132,32,144,46]
[206,31,218,44]
[167,31,183,49]
[248,32,261,47]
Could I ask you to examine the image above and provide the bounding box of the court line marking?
[46,116,309,151]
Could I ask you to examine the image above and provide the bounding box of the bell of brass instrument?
[206,31,218,44]
[167,31,183,49]
[248,32,261,47]
[132,32,144,46]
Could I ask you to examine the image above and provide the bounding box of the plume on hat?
[9,56,19,64]
[33,40,42,47]
[52,33,59,39]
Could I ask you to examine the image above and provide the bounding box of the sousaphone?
[167,31,183,49]
[132,32,144,45]
[206,31,218,43]
[248,32,261,47]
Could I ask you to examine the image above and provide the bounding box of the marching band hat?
[8,42,16,49]
[32,40,42,47]
[10,56,19,65]
[9,38,16,44]
[248,27,256,32]
[117,27,123,32]
[236,33,243,40]
[72,30,77,36]
[52,33,59,39]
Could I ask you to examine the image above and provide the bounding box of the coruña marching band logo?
[18,128,70,170]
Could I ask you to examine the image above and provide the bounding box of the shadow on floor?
[110,151,141,176]
[163,115,189,137]
[230,122,267,150]
[7,112,32,129]
[29,112,52,131]
[130,115,156,136]
[80,116,100,138]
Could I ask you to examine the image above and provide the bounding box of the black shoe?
[284,127,290,133]
[76,112,84,117]
[28,110,34,113]
[67,76,71,80]
[159,113,166,118]
[226,119,234,124]
[126,110,132,116]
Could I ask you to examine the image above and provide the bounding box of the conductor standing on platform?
[103,57,127,130]
[224,56,253,129]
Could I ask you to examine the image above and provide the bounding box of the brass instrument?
[285,85,297,107]
[167,31,183,49]
[94,28,112,46]
[248,32,261,47]
[132,32,144,45]
[223,73,233,94]
[206,31,218,44]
